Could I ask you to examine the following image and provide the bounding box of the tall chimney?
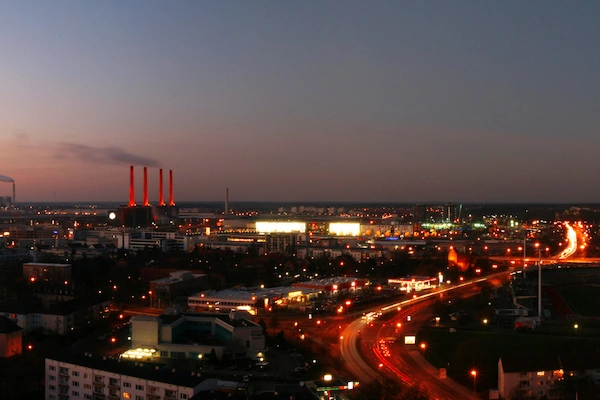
[129,166,135,207]
[159,169,165,206]
[12,182,15,209]
[169,170,174,206]
[225,188,229,215]
[143,167,149,206]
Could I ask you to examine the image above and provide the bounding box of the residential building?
[45,353,204,400]
[23,262,72,284]
[498,352,600,399]
[0,315,22,358]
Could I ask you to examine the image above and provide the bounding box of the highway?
[339,278,499,399]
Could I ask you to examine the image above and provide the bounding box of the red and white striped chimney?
[159,169,165,206]
[128,166,135,207]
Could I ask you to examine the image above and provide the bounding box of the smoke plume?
[59,143,160,167]
[0,174,14,183]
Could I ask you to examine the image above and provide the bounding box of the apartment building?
[45,354,204,400]
[499,352,600,399]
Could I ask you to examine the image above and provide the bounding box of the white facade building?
[45,354,204,400]
[118,231,191,252]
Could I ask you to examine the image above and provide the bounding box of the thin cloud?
[59,143,160,167]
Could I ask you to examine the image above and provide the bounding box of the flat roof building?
[45,353,205,400]
[129,311,265,361]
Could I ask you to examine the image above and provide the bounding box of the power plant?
[0,174,16,209]
[111,166,179,227]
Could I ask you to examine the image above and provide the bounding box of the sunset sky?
[2,1,599,203]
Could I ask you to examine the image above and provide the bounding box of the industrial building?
[110,166,179,228]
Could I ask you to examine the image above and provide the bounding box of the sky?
[1,1,599,203]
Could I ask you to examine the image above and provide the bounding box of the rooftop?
[0,315,22,334]
[47,353,205,388]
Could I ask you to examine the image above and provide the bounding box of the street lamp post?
[471,370,477,393]
[535,243,542,318]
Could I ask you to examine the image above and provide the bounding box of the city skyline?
[2,1,600,203]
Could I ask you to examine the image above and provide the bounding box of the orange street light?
[471,370,477,392]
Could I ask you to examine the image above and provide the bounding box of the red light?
[27,344,33,350]
[111,337,116,343]
[345,300,351,306]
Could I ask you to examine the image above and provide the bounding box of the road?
[339,278,502,399]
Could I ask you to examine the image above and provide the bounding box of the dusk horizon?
[3,1,600,203]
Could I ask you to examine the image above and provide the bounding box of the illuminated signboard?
[256,221,306,233]
[404,336,416,345]
[329,222,360,236]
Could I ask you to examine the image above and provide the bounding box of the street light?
[471,370,477,393]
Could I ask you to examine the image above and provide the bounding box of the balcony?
[164,392,177,400]
[93,381,105,388]
[108,381,120,389]
[58,370,69,377]
[93,395,106,400]
[147,394,160,400]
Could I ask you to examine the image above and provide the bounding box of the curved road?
[340,278,498,399]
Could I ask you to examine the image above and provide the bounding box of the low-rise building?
[498,352,600,399]
[129,311,265,361]
[118,231,191,252]
[149,271,208,308]
[0,315,22,358]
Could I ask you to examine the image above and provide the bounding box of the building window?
[49,396,56,400]
[123,393,131,399]
[72,371,79,377]
[161,351,168,357]
[49,385,56,391]
[49,365,56,371]
[538,381,544,385]
[84,384,91,390]
[136,396,144,400]
[84,373,90,379]
[84,395,92,400]
[124,382,131,388]
[73,381,79,386]
[49,375,56,381]
[538,391,544,396]
[71,390,79,396]
[135,385,144,391]
[180,394,188,399]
